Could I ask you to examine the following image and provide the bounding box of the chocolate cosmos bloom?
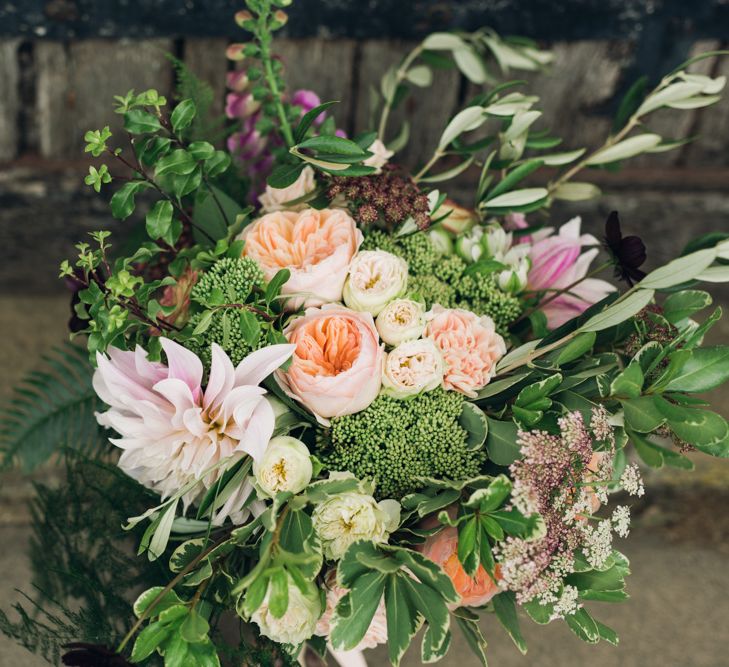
[603,211,646,286]
[61,643,133,667]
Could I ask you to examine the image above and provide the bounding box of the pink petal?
[160,338,203,401]
[234,344,296,387]
[203,344,236,412]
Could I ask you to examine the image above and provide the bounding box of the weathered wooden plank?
[36,39,174,158]
[685,42,729,166]
[0,39,20,162]
[35,42,72,158]
[3,1,729,42]
[524,40,633,152]
[275,39,357,135]
[182,37,229,118]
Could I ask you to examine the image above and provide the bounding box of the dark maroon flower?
[603,211,646,286]
[61,643,133,667]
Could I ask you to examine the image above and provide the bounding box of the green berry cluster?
[318,388,484,500]
[362,230,522,333]
[191,256,265,304]
[186,257,269,366]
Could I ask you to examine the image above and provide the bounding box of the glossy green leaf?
[124,109,162,134]
[131,621,170,662]
[664,346,729,393]
[110,180,151,220]
[485,417,521,465]
[492,591,527,654]
[579,289,655,333]
[622,395,665,433]
[170,99,197,132]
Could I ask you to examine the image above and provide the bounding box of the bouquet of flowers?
[3,2,729,666]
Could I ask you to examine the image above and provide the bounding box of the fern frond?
[0,342,107,471]
[169,54,227,142]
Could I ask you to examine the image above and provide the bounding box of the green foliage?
[330,542,458,666]
[0,343,106,471]
[169,56,223,142]
[318,388,485,499]
[186,257,289,367]
[0,457,166,664]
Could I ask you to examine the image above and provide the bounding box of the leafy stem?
[413,148,445,183]
[107,143,216,244]
[258,5,295,148]
[116,533,230,654]
[378,44,424,141]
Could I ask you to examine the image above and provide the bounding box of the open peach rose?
[424,306,506,398]
[240,207,362,310]
[420,526,501,608]
[276,305,383,422]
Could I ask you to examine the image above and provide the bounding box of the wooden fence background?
[1,0,729,296]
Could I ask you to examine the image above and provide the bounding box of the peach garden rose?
[276,305,384,421]
[241,207,362,310]
[420,526,501,608]
[424,305,506,398]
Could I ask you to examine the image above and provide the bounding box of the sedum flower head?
[318,388,484,499]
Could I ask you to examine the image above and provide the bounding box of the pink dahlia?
[93,339,294,524]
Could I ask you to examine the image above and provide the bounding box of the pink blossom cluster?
[226,71,339,198]
[497,411,616,605]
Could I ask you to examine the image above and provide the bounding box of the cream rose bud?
[259,165,316,213]
[481,224,513,259]
[343,250,408,316]
[455,226,484,263]
[440,200,477,235]
[498,260,529,294]
[382,339,444,398]
[312,491,400,560]
[251,575,321,645]
[253,436,313,497]
[363,138,394,174]
[375,298,426,346]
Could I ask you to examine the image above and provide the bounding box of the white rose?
[259,165,316,213]
[382,338,444,398]
[363,138,394,174]
[343,250,408,316]
[312,492,400,560]
[251,575,322,645]
[253,436,313,497]
[375,298,426,346]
